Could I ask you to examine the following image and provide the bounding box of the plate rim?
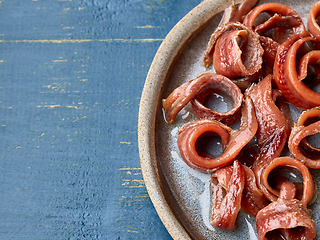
[137,0,239,239]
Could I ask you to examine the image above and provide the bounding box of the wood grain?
[0,0,202,239]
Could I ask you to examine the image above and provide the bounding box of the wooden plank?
[0,0,202,238]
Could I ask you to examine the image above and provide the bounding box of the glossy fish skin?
[162,73,243,124]
[177,94,257,173]
[289,107,320,168]
[210,160,245,230]
[203,22,264,80]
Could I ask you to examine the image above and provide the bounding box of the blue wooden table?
[0,0,203,239]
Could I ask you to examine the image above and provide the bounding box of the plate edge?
[137,0,240,239]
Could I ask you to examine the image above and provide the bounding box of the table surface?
[0,0,203,239]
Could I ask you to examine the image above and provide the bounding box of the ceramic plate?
[138,0,320,239]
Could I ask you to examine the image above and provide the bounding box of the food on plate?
[247,75,290,166]
[260,157,315,205]
[203,22,264,80]
[289,107,320,168]
[246,75,291,201]
[273,31,320,110]
[221,0,258,24]
[243,3,305,44]
[162,1,320,239]
[162,72,243,124]
[256,198,316,240]
[308,1,320,41]
[256,158,316,240]
[210,160,245,230]
[241,164,268,216]
[177,94,257,173]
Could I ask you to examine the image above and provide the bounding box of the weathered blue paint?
[0,0,203,239]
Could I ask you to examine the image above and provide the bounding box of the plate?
[138,0,320,239]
